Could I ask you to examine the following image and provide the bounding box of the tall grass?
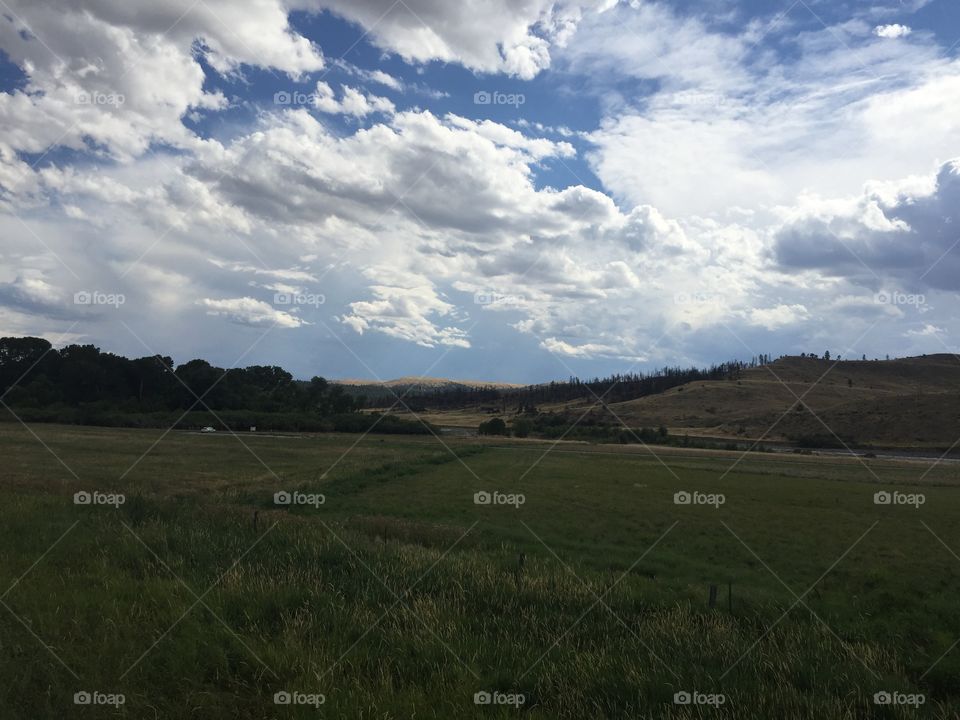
[1,425,958,717]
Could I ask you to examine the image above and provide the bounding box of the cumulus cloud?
[774,159,960,292]
[2,0,959,376]
[0,0,323,163]
[201,297,306,328]
[340,281,470,349]
[906,323,942,337]
[0,272,67,316]
[313,82,395,117]
[311,0,614,79]
[747,304,810,331]
[7,99,761,361]
[539,337,626,359]
[875,24,912,38]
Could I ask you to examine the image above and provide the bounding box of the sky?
[1,0,960,383]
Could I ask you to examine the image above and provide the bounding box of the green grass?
[1,423,960,718]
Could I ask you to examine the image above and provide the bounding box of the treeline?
[0,336,431,434]
[514,362,747,404]
[390,360,753,410]
[479,413,777,453]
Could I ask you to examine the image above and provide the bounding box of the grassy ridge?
[1,425,959,717]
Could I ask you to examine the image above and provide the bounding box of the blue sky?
[1,0,960,382]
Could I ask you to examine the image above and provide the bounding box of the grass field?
[2,423,960,718]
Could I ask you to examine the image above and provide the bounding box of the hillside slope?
[596,355,960,446]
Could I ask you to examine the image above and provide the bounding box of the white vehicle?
[200,426,216,433]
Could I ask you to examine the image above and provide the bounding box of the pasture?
[1,423,958,718]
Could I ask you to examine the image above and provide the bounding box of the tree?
[512,418,532,438]
[478,418,508,436]
[0,336,55,394]
[58,344,110,403]
[131,355,176,405]
[175,359,222,408]
[823,351,831,361]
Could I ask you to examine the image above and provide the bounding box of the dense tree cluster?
[0,336,359,414]
[0,337,441,434]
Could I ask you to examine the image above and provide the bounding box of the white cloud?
[208,260,318,283]
[747,304,810,330]
[0,0,323,164]
[875,24,912,38]
[570,2,959,217]
[310,0,614,79]
[201,297,306,328]
[774,158,960,293]
[2,0,959,374]
[906,323,942,337]
[340,280,470,349]
[313,82,395,117]
[332,62,407,94]
[539,337,626,359]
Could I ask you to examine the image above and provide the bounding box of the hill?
[397,354,960,448]
[592,354,960,447]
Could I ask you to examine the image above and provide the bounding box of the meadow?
[1,423,959,718]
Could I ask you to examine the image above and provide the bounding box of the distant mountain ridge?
[335,376,523,390]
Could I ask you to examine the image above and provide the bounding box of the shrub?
[478,418,508,436]
[512,418,532,438]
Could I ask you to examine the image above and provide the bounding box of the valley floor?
[2,423,959,718]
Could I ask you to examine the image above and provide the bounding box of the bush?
[478,418,508,436]
[512,418,532,438]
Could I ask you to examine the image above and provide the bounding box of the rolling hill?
[590,354,960,447]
